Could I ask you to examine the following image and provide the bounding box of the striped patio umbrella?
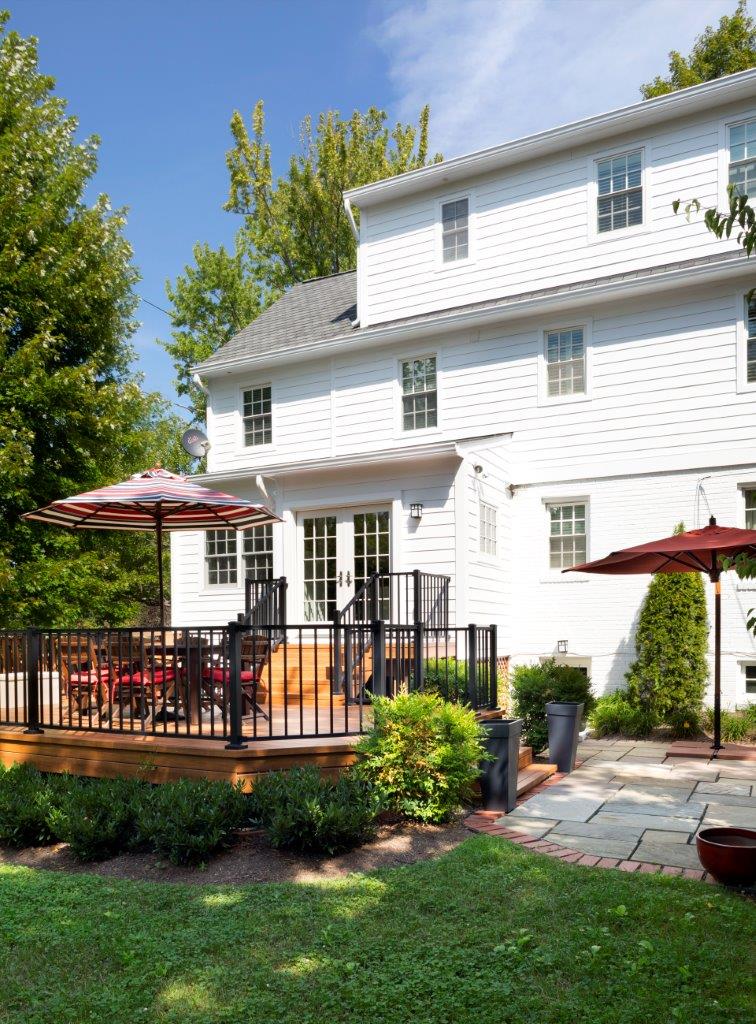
[22,467,280,625]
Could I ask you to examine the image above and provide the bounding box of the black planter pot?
[546,701,584,773]
[480,718,523,813]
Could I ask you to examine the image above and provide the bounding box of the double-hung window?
[206,530,238,586]
[441,198,469,262]
[242,385,272,447]
[401,356,437,430]
[746,295,756,386]
[545,327,585,397]
[548,502,587,570]
[479,501,497,556]
[729,120,756,197]
[597,150,642,233]
[745,489,756,530]
[243,523,274,580]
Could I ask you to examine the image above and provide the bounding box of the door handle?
[346,571,352,586]
[338,571,343,586]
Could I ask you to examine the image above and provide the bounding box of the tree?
[0,11,183,627]
[625,525,709,720]
[162,103,441,421]
[641,1,756,98]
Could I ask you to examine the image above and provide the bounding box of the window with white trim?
[745,664,756,694]
[441,198,469,262]
[242,385,272,447]
[479,501,497,556]
[597,150,642,233]
[545,327,585,397]
[401,356,437,430]
[548,502,587,570]
[745,489,756,530]
[745,295,756,386]
[729,120,756,197]
[243,524,274,580]
[206,530,238,586]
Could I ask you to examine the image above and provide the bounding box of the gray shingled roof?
[200,271,356,368]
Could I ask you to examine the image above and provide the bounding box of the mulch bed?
[0,818,471,885]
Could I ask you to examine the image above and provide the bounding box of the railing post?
[23,628,43,734]
[245,578,252,620]
[467,623,478,709]
[489,624,498,710]
[371,619,387,697]
[331,610,342,693]
[280,578,287,643]
[225,620,247,750]
[413,622,424,692]
[412,568,422,626]
[369,572,380,622]
[344,624,354,703]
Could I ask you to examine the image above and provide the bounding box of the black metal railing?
[0,618,497,745]
[244,577,287,648]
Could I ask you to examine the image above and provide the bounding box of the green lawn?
[0,837,752,1024]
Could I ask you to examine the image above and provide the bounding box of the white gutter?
[192,253,753,378]
[343,194,359,241]
[345,70,756,209]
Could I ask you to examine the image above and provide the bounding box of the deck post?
[331,611,342,694]
[413,622,424,692]
[369,572,380,622]
[23,628,43,734]
[225,620,247,750]
[489,624,498,710]
[412,568,422,626]
[467,624,478,709]
[371,619,387,697]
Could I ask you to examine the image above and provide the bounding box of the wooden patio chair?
[101,633,183,723]
[201,633,270,721]
[55,634,110,716]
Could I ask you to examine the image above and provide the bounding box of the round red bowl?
[696,827,756,885]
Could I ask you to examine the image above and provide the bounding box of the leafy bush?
[666,705,702,740]
[249,766,379,855]
[0,764,76,847]
[511,660,595,753]
[423,658,469,702]
[589,690,657,739]
[702,705,756,743]
[355,692,487,823]
[48,777,150,862]
[135,777,246,865]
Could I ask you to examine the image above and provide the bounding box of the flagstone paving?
[466,737,756,881]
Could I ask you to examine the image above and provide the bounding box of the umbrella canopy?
[22,467,281,625]
[565,517,756,752]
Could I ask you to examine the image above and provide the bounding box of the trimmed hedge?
[589,690,657,739]
[0,764,76,847]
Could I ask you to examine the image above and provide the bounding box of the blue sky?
[11,0,738,418]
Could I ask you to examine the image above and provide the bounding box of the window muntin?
[597,150,642,233]
[242,385,272,447]
[441,198,469,262]
[548,502,587,570]
[729,120,756,197]
[545,327,585,397]
[243,524,274,580]
[206,530,238,586]
[745,489,756,530]
[480,501,497,556]
[402,356,437,430]
[745,665,756,694]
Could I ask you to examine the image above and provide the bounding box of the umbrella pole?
[712,577,722,752]
[157,519,165,629]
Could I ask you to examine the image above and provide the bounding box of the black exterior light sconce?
[410,503,424,520]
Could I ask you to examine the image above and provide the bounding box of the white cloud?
[372,0,739,157]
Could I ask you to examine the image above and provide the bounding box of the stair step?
[518,746,533,770]
[516,762,558,797]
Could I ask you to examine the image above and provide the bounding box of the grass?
[0,836,753,1024]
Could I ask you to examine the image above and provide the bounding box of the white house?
[175,70,756,709]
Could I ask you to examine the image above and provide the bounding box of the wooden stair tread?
[516,762,557,797]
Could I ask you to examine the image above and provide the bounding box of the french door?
[299,507,391,622]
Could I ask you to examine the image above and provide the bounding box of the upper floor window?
[243,523,274,580]
[480,501,497,556]
[441,198,469,262]
[729,120,756,197]
[545,327,585,397]
[746,296,756,385]
[206,529,238,586]
[548,502,587,570]
[745,489,756,530]
[401,356,437,430]
[597,150,642,233]
[242,385,272,447]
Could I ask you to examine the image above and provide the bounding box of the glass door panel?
[302,515,337,622]
[353,510,391,618]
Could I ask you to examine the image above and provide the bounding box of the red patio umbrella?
[564,517,756,752]
[22,467,280,626]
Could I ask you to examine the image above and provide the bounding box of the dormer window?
[729,120,756,197]
[597,150,642,233]
[441,198,469,262]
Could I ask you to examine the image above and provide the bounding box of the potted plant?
[479,717,523,812]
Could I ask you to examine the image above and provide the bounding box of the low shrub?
[355,692,487,823]
[135,777,246,865]
[589,690,657,739]
[0,764,76,847]
[702,705,756,743]
[422,658,469,703]
[249,766,379,855]
[665,706,703,740]
[511,660,595,753]
[48,777,150,862]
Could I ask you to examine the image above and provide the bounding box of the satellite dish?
[181,427,211,459]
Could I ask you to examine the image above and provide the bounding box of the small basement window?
[745,664,756,694]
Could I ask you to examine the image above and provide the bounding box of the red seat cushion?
[202,667,257,684]
[116,669,176,687]
[68,669,109,687]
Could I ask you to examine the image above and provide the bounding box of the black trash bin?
[480,718,523,813]
[546,701,584,773]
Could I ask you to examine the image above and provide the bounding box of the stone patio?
[467,737,756,878]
